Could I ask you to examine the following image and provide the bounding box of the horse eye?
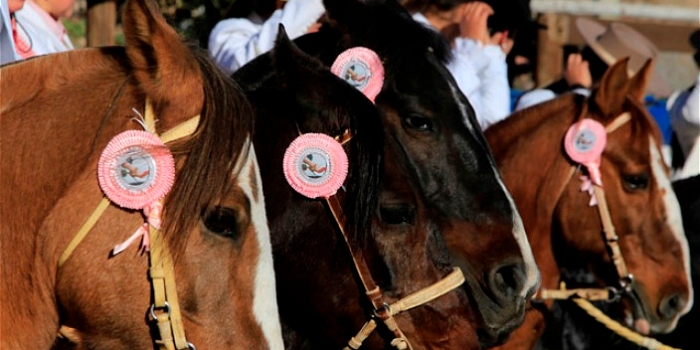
[403,114,433,132]
[623,174,649,191]
[203,206,240,239]
[379,205,416,225]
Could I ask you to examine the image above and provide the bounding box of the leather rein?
[57,100,199,350]
[535,110,634,303]
[319,128,466,350]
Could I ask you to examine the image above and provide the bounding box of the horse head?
[0,0,283,348]
[554,58,693,334]
[237,27,487,348]
[293,0,540,344]
[485,58,693,348]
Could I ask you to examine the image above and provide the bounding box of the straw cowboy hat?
[576,17,671,97]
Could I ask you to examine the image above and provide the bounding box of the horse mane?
[162,45,254,253]
[487,94,584,160]
[322,0,452,66]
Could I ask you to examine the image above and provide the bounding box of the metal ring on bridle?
[619,274,635,292]
[371,302,392,319]
[605,286,622,303]
[149,301,171,319]
[187,342,196,350]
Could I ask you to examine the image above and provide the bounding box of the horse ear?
[122,0,201,111]
[322,0,365,29]
[627,58,653,102]
[271,24,324,93]
[593,57,630,117]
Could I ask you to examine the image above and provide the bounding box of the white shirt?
[208,0,325,74]
[13,0,73,56]
[668,73,700,179]
[0,0,17,65]
[514,87,590,111]
[412,12,511,130]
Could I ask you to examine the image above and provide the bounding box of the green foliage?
[62,18,86,48]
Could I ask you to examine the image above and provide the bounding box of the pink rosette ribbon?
[564,119,607,186]
[331,47,385,103]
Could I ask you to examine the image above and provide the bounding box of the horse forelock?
[329,0,451,68]
[162,49,254,257]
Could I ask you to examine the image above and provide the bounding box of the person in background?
[403,0,531,130]
[208,0,324,74]
[1,0,23,64]
[515,17,671,111]
[667,29,700,179]
[11,0,74,58]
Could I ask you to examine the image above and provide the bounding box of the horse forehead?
[230,141,284,348]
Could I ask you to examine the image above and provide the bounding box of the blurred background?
[65,0,699,93]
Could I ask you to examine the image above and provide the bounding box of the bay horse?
[290,0,540,345]
[0,0,283,348]
[484,58,694,350]
[236,29,478,349]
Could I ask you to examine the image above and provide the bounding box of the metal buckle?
[371,302,392,319]
[619,274,634,292]
[149,301,171,319]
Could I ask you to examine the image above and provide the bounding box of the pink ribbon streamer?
[579,175,598,207]
[111,201,162,256]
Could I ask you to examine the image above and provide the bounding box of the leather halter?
[57,100,199,350]
[311,127,466,350]
[535,110,633,303]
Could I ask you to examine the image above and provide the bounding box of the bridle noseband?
[535,110,633,303]
[316,127,466,350]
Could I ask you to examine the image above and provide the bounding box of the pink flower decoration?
[283,133,348,199]
[331,47,385,103]
[97,130,175,210]
[564,119,607,186]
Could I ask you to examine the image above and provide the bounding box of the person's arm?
[208,0,324,74]
[513,89,557,111]
[446,45,484,125]
[0,0,19,64]
[473,43,510,129]
[681,75,700,127]
[452,1,510,129]
[563,53,592,96]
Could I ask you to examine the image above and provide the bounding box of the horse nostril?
[489,261,526,303]
[658,293,688,320]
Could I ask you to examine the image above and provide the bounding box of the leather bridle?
[535,111,634,303]
[313,127,466,350]
[57,100,199,350]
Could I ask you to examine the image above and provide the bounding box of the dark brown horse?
[292,0,540,345]
[235,29,478,349]
[485,58,693,350]
[0,0,282,348]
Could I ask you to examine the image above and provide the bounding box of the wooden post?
[86,0,116,47]
[535,13,570,87]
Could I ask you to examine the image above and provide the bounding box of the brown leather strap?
[537,282,615,301]
[325,195,383,308]
[538,112,634,301]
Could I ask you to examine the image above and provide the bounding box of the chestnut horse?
[290,0,540,345]
[485,58,693,350]
[237,29,477,349]
[537,174,700,350]
[0,0,282,348]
